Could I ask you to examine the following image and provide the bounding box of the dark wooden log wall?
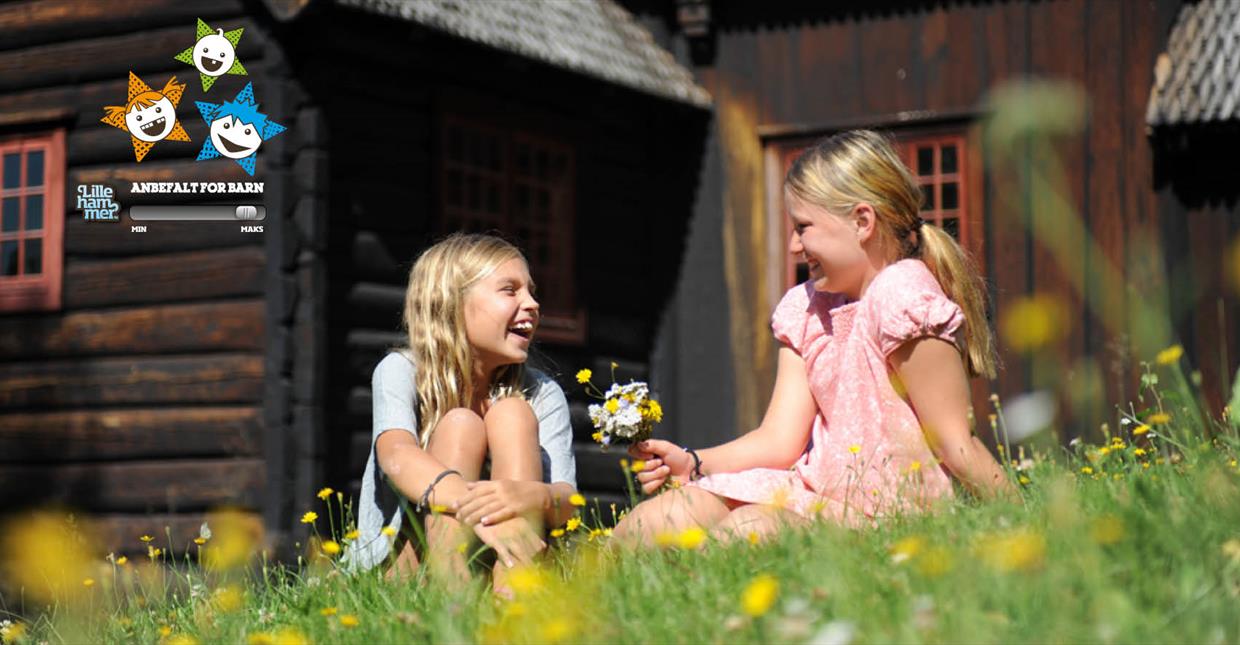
[689,0,1196,437]
[285,9,707,511]
[0,0,297,554]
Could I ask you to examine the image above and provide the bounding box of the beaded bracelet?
[683,447,704,481]
[417,469,461,512]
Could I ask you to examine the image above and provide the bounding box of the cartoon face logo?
[175,18,247,91]
[194,29,236,77]
[124,96,176,142]
[196,83,286,176]
[209,115,264,159]
[101,72,191,162]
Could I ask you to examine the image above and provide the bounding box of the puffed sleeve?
[771,283,812,352]
[876,285,965,359]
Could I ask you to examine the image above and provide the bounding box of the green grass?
[4,362,1240,644]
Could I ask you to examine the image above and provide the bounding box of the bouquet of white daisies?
[576,364,663,449]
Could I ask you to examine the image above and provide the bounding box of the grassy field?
[2,349,1239,645]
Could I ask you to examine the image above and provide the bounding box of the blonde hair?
[402,233,529,448]
[785,129,997,378]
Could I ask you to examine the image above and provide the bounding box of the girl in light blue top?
[346,233,578,595]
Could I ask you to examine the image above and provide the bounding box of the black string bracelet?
[682,447,704,481]
[417,469,461,512]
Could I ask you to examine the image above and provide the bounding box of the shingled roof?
[334,0,712,108]
[1146,0,1240,127]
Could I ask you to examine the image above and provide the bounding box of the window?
[440,118,584,343]
[768,129,974,294]
[0,130,64,312]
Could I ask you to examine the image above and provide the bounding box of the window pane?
[2,197,18,232]
[25,194,42,230]
[0,240,16,276]
[920,184,934,211]
[26,150,44,187]
[24,237,41,275]
[942,182,959,210]
[940,144,958,175]
[941,217,960,240]
[916,146,934,176]
[2,153,18,189]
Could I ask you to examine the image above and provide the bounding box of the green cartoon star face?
[174,18,247,91]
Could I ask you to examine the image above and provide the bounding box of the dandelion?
[550,528,566,538]
[740,574,780,617]
[747,532,760,545]
[1134,448,1147,457]
[339,615,359,628]
[317,487,334,501]
[1148,412,1172,425]
[320,540,341,556]
[381,526,397,538]
[569,493,586,507]
[604,399,619,414]
[1155,345,1184,365]
[848,445,861,455]
[575,369,592,384]
[1081,466,1094,475]
[300,511,317,524]
[677,526,707,549]
[1133,424,1151,435]
[320,607,338,617]
[566,517,582,532]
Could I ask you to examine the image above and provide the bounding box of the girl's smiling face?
[786,194,871,296]
[463,258,540,371]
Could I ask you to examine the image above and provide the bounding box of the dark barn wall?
[0,0,292,552]
[640,0,1196,437]
[285,7,708,507]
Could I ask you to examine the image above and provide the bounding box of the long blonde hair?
[784,129,997,378]
[402,233,529,448]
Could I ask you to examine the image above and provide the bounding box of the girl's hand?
[629,439,693,495]
[472,515,546,568]
[453,480,549,527]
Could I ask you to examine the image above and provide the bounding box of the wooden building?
[2,0,1235,557]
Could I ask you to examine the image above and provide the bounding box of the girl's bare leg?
[483,397,544,596]
[423,408,488,585]
[612,486,731,547]
[711,503,805,544]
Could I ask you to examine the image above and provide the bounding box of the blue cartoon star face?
[209,115,263,159]
[195,83,286,176]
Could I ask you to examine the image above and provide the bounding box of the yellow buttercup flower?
[317,487,334,501]
[1155,345,1184,365]
[300,512,318,524]
[604,399,619,414]
[1148,412,1172,425]
[740,574,779,617]
[320,607,338,617]
[566,517,582,532]
[82,578,95,588]
[569,493,586,507]
[194,537,207,545]
[676,527,707,549]
[550,528,566,538]
[1081,466,1094,475]
[630,459,646,473]
[889,535,924,564]
[908,461,922,473]
[848,445,861,455]
[166,635,198,645]
[575,369,592,384]
[1133,424,1150,435]
[320,540,341,556]
[344,529,360,541]
[339,615,359,628]
[139,535,154,543]
[381,526,397,537]
[978,529,1045,573]
[115,556,128,566]
[747,532,760,546]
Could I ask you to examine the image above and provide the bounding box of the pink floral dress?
[688,259,964,524]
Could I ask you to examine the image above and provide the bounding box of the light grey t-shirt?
[345,352,576,571]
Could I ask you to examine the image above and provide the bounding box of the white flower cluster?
[588,381,652,446]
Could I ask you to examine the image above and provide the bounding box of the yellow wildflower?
[1148,412,1172,425]
[317,487,334,501]
[740,574,779,617]
[676,526,707,549]
[83,578,95,588]
[978,529,1045,573]
[338,615,359,628]
[166,635,198,645]
[320,607,338,617]
[1155,345,1184,365]
[569,493,586,507]
[550,528,566,538]
[148,546,163,559]
[430,504,449,514]
[566,517,582,532]
[889,536,924,564]
[1223,539,1240,564]
[116,556,128,566]
[140,535,154,543]
[247,633,276,645]
[0,622,27,643]
[605,399,619,414]
[630,460,646,473]
[575,369,592,384]
[747,532,760,545]
[320,540,341,556]
[507,566,547,595]
[1081,466,1094,475]
[1231,459,1238,468]
[848,445,861,455]
[916,546,954,577]
[300,512,317,524]
[194,537,207,545]
[1133,424,1150,435]
[642,399,664,423]
[1134,448,1147,457]
[344,529,360,541]
[908,461,922,473]
[381,526,397,537]
[159,626,173,637]
[214,585,243,613]
[591,431,603,442]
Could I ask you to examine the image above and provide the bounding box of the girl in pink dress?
[614,130,1014,544]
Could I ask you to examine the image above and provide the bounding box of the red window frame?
[0,130,64,312]
[438,117,585,344]
[770,131,973,293]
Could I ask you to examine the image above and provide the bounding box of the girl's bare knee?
[484,397,537,428]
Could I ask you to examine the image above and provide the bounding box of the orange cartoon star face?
[124,92,177,143]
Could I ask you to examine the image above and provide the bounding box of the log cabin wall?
[286,8,709,510]
[631,0,1215,439]
[0,0,319,555]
